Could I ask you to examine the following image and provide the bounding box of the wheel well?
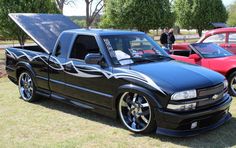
[115,93,123,118]
[225,68,236,79]
[16,67,27,81]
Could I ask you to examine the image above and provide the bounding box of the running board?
[51,93,94,110]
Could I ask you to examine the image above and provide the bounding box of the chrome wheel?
[18,72,33,101]
[119,92,151,132]
[230,76,236,95]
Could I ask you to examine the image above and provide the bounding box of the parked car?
[173,28,236,54]
[5,13,232,137]
[171,43,236,96]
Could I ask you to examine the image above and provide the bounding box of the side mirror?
[189,54,201,61]
[85,53,103,65]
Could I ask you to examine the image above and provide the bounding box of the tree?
[55,0,104,28]
[84,0,104,28]
[100,0,174,32]
[173,0,194,30]
[174,0,227,36]
[0,0,59,45]
[55,0,74,12]
[227,1,236,26]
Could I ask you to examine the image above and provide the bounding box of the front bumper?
[155,94,232,137]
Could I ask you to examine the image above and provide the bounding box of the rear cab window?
[54,33,74,58]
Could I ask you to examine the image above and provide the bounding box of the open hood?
[9,13,80,54]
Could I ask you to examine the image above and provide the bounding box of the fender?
[225,68,236,78]
[112,84,162,111]
[16,61,38,87]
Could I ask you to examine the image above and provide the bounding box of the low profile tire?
[118,92,156,134]
[228,71,236,96]
[18,71,38,102]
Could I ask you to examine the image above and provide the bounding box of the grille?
[197,83,224,97]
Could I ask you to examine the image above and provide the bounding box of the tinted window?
[54,33,74,58]
[203,33,226,44]
[229,33,236,43]
[70,35,100,60]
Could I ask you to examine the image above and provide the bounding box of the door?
[226,33,236,54]
[49,32,74,97]
[64,35,114,108]
[171,49,200,64]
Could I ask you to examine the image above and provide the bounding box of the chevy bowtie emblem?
[212,94,219,100]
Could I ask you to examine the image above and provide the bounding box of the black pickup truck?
[5,13,232,137]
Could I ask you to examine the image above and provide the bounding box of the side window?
[70,35,100,60]
[54,33,74,58]
[228,33,236,43]
[203,33,226,44]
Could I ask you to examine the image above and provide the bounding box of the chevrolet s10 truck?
[5,13,232,137]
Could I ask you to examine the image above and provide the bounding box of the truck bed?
[13,45,45,53]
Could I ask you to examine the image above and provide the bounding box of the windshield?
[191,43,233,58]
[101,34,170,65]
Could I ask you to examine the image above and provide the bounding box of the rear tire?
[18,71,39,102]
[228,71,236,96]
[118,92,156,134]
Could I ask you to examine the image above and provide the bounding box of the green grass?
[0,77,236,148]
[0,50,5,77]
[175,38,199,43]
[149,30,197,36]
[0,50,5,60]
[0,40,34,45]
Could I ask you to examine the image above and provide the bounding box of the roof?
[64,29,145,36]
[205,27,236,36]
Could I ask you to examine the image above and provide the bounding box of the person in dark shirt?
[168,28,175,50]
[160,28,169,48]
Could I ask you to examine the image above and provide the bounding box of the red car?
[173,28,236,54]
[171,43,236,96]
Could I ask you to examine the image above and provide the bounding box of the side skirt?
[35,90,117,119]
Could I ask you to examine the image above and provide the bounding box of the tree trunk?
[55,0,65,12]
[85,1,90,28]
[17,34,26,45]
[197,28,202,37]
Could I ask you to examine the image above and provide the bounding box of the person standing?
[160,28,169,49]
[168,28,175,50]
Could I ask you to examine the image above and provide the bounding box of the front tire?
[18,71,38,102]
[118,92,156,134]
[228,71,236,96]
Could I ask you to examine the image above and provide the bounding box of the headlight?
[171,89,197,101]
[167,103,196,111]
[223,80,228,89]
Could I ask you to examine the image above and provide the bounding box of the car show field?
[0,0,235,147]
[0,77,236,147]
